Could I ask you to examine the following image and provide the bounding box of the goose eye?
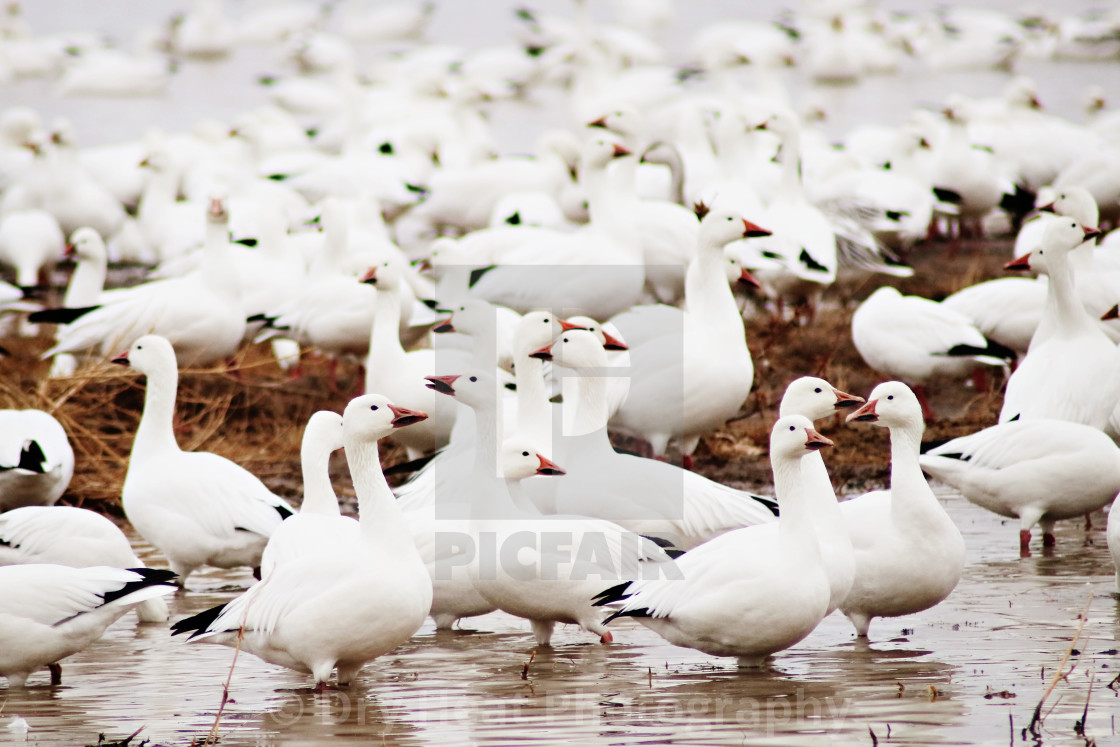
[563,337,568,342]
[726,217,732,221]
[370,405,378,411]
[789,425,795,431]
[469,376,477,382]
[522,451,529,456]
[814,387,822,393]
[542,318,549,323]
[887,395,894,400]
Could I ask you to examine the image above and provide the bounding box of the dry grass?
[0,236,1015,516]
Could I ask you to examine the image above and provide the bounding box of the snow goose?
[528,329,778,551]
[362,263,453,459]
[258,411,354,575]
[46,227,108,377]
[851,285,1015,418]
[940,276,1046,357]
[425,369,675,646]
[920,419,1120,557]
[0,506,170,622]
[594,414,832,668]
[171,394,432,688]
[0,209,63,291]
[0,564,176,687]
[839,382,966,638]
[37,190,246,367]
[464,137,647,320]
[0,409,74,511]
[116,335,294,585]
[608,205,769,466]
[1001,216,1120,432]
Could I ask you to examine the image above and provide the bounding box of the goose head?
[433,297,494,335]
[112,334,177,374]
[513,310,581,360]
[564,315,627,350]
[1038,185,1099,228]
[1005,216,1102,272]
[343,393,428,443]
[537,329,606,370]
[424,369,495,411]
[501,438,565,480]
[206,186,230,224]
[359,261,403,291]
[770,413,833,459]
[67,227,107,263]
[587,106,642,144]
[779,376,864,421]
[699,204,772,248]
[579,136,631,174]
[846,381,922,428]
[302,410,345,456]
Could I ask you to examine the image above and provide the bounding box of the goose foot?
[1042,532,1056,548]
[682,454,693,470]
[1019,529,1032,558]
[600,631,613,644]
[1085,513,1093,531]
[252,566,262,580]
[48,663,61,686]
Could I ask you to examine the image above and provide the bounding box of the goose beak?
[424,374,459,395]
[804,427,833,450]
[847,399,879,423]
[1084,225,1103,241]
[601,330,628,351]
[1004,253,1031,271]
[831,388,865,409]
[209,198,224,218]
[529,344,553,360]
[389,404,429,427]
[433,316,455,333]
[64,243,75,257]
[1037,201,1055,213]
[587,116,608,128]
[111,352,130,366]
[359,267,378,284]
[558,319,584,331]
[742,219,771,238]
[611,143,631,158]
[536,454,566,476]
[738,268,761,289]
[1102,305,1119,321]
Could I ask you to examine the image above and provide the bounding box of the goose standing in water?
[116,335,294,586]
[172,394,432,689]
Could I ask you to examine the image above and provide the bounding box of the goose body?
[117,335,294,585]
[0,409,74,511]
[172,394,433,687]
[259,411,355,575]
[920,419,1120,556]
[0,564,176,687]
[1001,216,1120,430]
[0,506,169,622]
[595,415,832,667]
[839,382,966,637]
[0,209,64,289]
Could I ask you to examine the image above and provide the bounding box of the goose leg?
[1085,512,1093,531]
[1019,529,1032,558]
[845,611,871,638]
[530,619,555,646]
[48,663,61,685]
[1040,518,1056,550]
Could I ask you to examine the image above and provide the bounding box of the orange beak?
[804,427,833,450]
[359,267,378,284]
[742,219,771,238]
[1102,305,1119,321]
[389,404,429,427]
[536,454,566,476]
[529,344,553,361]
[424,374,459,395]
[111,352,130,366]
[1004,253,1031,271]
[611,143,631,158]
[738,268,760,289]
[433,316,455,333]
[601,330,627,351]
[209,198,224,218]
[831,388,865,409]
[847,399,878,423]
[587,116,608,128]
[558,319,584,331]
[1084,225,1103,241]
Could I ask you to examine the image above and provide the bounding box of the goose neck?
[1043,249,1095,334]
[886,421,934,520]
[514,351,550,445]
[370,283,404,362]
[567,371,610,436]
[133,366,181,460]
[300,441,340,516]
[348,436,410,549]
[469,392,515,519]
[64,253,107,308]
[773,452,818,556]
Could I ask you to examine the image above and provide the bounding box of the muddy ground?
[0,235,1015,513]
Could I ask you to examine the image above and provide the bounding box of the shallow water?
[5,488,1118,746]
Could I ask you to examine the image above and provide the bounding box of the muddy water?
[4,488,1118,746]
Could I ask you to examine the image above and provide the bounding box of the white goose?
[0,506,169,622]
[1001,216,1120,431]
[259,411,353,575]
[608,205,768,466]
[839,382,966,637]
[171,394,433,688]
[851,285,1014,418]
[117,335,295,585]
[594,414,833,668]
[530,330,778,550]
[45,227,108,377]
[426,370,674,646]
[0,564,176,687]
[0,208,63,291]
[39,191,246,368]
[0,408,74,511]
[920,419,1120,557]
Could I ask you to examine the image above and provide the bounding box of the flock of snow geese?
[1,0,1120,695]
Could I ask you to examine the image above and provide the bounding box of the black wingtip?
[17,440,47,473]
[27,304,101,325]
[171,600,228,639]
[592,581,633,607]
[102,568,179,606]
[603,606,650,624]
